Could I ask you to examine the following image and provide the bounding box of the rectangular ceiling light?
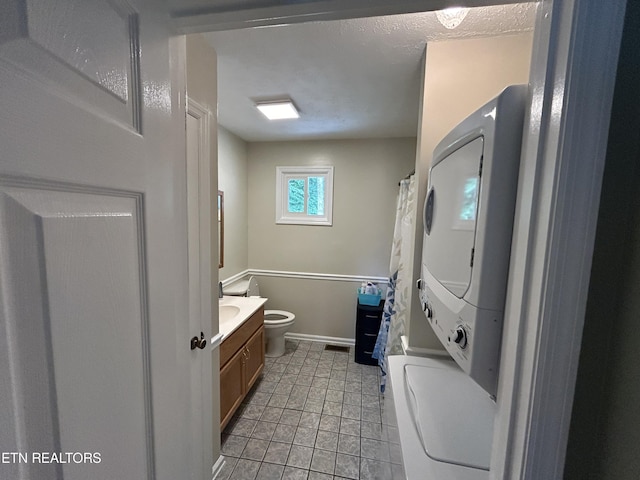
[256,100,299,120]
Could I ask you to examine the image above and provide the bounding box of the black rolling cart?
[354,300,384,365]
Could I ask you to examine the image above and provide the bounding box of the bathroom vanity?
[218,296,267,429]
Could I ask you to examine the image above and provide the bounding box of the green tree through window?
[276,166,333,225]
[288,179,305,213]
[288,177,325,215]
[307,177,325,215]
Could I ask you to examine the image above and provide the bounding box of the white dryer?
[419,84,527,397]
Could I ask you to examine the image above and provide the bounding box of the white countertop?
[216,295,268,341]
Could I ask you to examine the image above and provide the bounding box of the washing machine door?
[404,363,495,470]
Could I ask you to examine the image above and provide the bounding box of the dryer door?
[423,136,484,298]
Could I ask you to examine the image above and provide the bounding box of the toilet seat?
[264,310,295,325]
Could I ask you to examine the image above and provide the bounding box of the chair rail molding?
[221,269,388,287]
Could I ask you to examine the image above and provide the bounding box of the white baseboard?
[285,332,355,347]
[211,455,225,479]
[401,335,448,358]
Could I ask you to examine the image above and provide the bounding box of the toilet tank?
[223,276,260,297]
[222,279,249,296]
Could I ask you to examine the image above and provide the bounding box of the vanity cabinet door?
[220,346,245,430]
[219,307,265,430]
[245,326,265,391]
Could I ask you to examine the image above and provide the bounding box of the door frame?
[173,0,627,478]
[186,96,214,479]
[490,1,626,478]
[186,96,213,351]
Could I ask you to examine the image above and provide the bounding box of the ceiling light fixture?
[255,99,300,120]
[436,7,470,30]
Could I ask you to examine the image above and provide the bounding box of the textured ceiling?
[204,3,537,142]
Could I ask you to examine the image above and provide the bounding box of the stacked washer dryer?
[385,85,527,479]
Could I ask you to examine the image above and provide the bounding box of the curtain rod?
[398,169,415,185]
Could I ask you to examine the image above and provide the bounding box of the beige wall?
[422,33,534,158]
[246,138,416,338]
[186,33,221,463]
[218,126,249,280]
[253,276,366,340]
[406,32,534,350]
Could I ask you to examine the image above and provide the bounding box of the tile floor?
[219,340,403,480]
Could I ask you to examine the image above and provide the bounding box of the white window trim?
[275,166,334,226]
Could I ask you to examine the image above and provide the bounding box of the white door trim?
[187,95,213,347]
[187,95,214,478]
[491,1,627,479]
[171,0,521,33]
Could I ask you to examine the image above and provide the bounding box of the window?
[276,166,334,225]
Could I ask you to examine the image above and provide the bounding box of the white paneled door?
[0,2,209,480]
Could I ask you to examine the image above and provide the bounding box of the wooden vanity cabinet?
[244,326,265,389]
[220,307,265,430]
[220,347,244,430]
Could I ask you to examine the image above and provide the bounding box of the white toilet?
[226,276,295,357]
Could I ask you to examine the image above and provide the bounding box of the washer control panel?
[417,269,502,396]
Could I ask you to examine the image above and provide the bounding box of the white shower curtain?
[373,174,416,392]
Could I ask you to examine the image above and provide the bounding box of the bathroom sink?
[219,305,241,323]
[217,296,268,340]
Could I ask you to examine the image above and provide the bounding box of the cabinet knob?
[242,348,250,363]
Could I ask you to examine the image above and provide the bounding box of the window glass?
[307,176,325,216]
[287,178,305,213]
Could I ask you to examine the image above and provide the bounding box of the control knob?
[421,300,432,319]
[450,326,468,349]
